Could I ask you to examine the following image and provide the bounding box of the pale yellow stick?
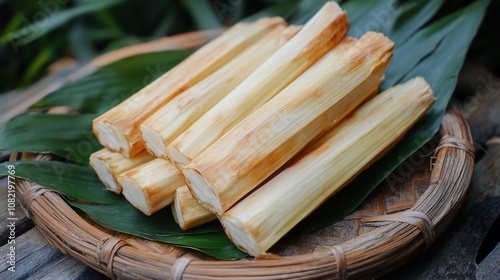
[118,158,185,215]
[183,32,394,215]
[172,185,216,230]
[93,17,285,157]
[89,148,154,194]
[171,78,382,230]
[140,25,302,158]
[220,77,435,257]
[167,2,349,168]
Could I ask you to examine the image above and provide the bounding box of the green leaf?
[182,0,222,29]
[31,50,191,114]
[0,0,124,46]
[297,0,489,233]
[343,0,445,44]
[0,13,25,38]
[290,0,335,24]
[0,161,120,204]
[70,20,96,63]
[93,9,124,35]
[151,8,177,39]
[0,114,101,165]
[0,160,246,259]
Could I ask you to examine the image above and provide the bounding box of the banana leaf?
[0,161,246,259]
[0,0,489,259]
[0,113,100,165]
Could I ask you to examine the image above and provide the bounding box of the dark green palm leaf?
[182,0,223,29]
[0,161,246,259]
[0,160,120,204]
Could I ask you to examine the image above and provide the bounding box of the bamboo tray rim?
[11,108,475,279]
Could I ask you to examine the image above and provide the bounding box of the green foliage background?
[0,0,495,259]
[1,0,499,93]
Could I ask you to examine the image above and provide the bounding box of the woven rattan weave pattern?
[13,108,473,279]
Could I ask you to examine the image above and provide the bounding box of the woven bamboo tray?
[11,107,474,279]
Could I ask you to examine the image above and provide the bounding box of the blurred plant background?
[1,0,499,94]
[0,0,498,263]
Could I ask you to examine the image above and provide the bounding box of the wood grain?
[0,227,107,279]
[0,188,33,246]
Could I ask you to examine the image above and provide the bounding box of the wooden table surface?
[1,64,499,279]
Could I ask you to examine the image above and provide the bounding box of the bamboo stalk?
[219,77,435,256]
[93,17,285,157]
[89,148,154,194]
[117,158,185,215]
[167,2,349,168]
[172,185,216,230]
[140,25,302,158]
[183,32,394,215]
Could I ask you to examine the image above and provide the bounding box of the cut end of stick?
[118,176,156,216]
[89,148,155,193]
[93,121,133,157]
[182,167,223,215]
[118,158,183,215]
[349,32,394,67]
[89,155,121,194]
[167,144,191,169]
[172,185,216,230]
[220,215,261,256]
[141,125,168,158]
[172,195,186,229]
